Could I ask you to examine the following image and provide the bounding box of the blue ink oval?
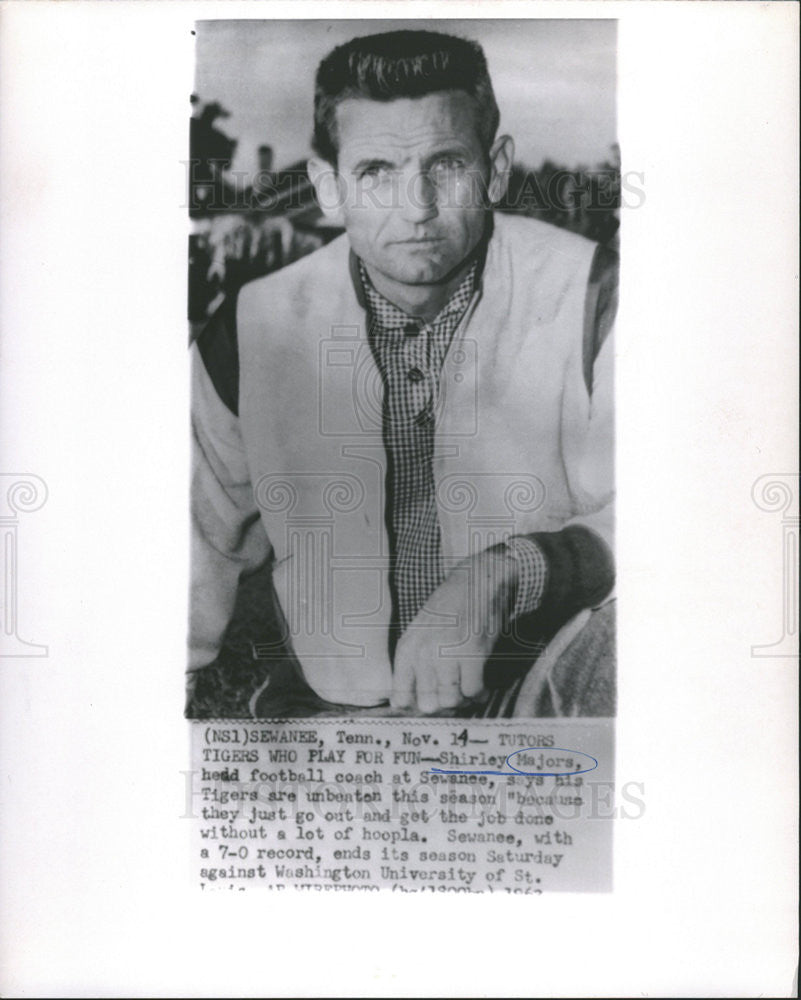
[430,746,598,777]
[504,747,598,776]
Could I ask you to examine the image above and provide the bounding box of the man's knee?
[548,601,616,716]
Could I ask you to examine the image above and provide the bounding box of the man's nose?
[399,169,438,223]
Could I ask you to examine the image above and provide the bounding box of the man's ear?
[307,157,345,225]
[486,135,515,205]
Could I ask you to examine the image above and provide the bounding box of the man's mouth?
[392,236,443,245]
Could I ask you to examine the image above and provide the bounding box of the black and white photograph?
[0,0,797,992]
[187,20,620,721]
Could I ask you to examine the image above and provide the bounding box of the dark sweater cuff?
[524,525,615,623]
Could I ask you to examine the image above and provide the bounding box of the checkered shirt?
[359,260,547,634]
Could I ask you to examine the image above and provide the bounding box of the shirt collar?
[348,212,494,328]
[358,259,477,331]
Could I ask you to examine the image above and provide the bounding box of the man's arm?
[188,307,272,674]
[391,243,617,712]
[507,242,617,627]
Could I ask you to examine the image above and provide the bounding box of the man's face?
[332,91,493,286]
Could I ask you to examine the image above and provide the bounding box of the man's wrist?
[466,543,520,634]
[504,535,548,620]
[520,525,615,622]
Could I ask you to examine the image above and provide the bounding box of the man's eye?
[431,156,464,173]
[360,165,392,181]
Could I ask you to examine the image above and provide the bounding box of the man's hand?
[390,545,518,714]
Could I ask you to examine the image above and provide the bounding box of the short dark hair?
[312,30,500,165]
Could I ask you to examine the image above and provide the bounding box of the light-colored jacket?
[190,213,614,705]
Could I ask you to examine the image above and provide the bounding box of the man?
[189,29,616,717]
